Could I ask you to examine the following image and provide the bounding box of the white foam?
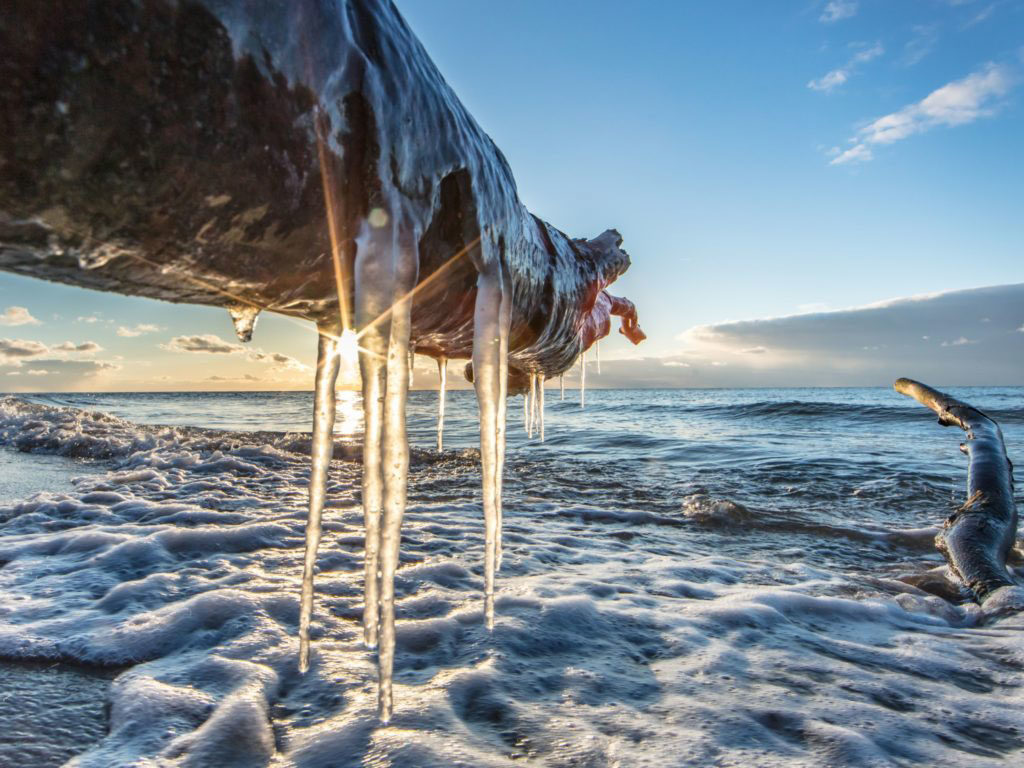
[2,396,1023,766]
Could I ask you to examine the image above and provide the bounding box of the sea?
[0,387,1022,767]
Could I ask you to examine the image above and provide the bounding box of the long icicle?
[377,233,416,723]
[298,328,342,672]
[436,356,447,452]
[495,278,510,570]
[473,267,502,630]
[580,349,586,409]
[539,372,545,442]
[355,228,393,654]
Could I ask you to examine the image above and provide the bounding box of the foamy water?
[1,388,1022,766]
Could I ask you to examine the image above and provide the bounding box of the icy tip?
[228,304,261,342]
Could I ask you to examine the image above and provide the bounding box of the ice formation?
[227,304,261,343]
[0,0,646,720]
[580,350,587,409]
[436,356,447,451]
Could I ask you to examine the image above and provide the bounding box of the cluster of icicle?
[296,296,600,722]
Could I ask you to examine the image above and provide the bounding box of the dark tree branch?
[894,378,1018,604]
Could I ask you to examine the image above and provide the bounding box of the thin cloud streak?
[820,1,858,24]
[831,63,1014,164]
[808,42,883,93]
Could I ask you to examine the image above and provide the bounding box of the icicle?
[596,338,601,374]
[495,280,510,571]
[539,373,545,442]
[298,329,341,673]
[355,285,388,657]
[408,349,415,388]
[377,281,412,723]
[472,267,502,630]
[582,353,587,406]
[523,390,529,434]
[436,356,447,452]
[532,372,540,438]
[227,303,260,342]
[560,374,565,401]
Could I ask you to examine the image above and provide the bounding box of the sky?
[2,0,1022,391]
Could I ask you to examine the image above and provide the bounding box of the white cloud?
[668,283,1024,386]
[1,338,107,375]
[965,4,996,27]
[809,69,849,93]
[162,334,309,373]
[163,334,244,354]
[26,369,50,376]
[902,24,939,66]
[0,306,41,326]
[248,350,309,371]
[206,373,261,382]
[809,43,883,93]
[52,341,103,354]
[831,63,1013,164]
[0,338,48,364]
[117,323,161,337]
[820,1,857,23]
[76,315,101,324]
[830,143,873,164]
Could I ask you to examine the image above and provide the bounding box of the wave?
[616,399,1024,423]
[3,394,1024,766]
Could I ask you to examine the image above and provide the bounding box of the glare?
[339,328,360,368]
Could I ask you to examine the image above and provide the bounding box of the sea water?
[1,387,1022,766]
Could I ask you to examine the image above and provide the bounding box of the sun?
[338,327,360,368]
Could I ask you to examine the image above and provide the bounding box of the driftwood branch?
[894,378,1018,605]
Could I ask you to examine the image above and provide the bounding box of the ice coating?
[0,0,647,718]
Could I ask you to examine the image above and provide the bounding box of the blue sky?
[2,0,1022,390]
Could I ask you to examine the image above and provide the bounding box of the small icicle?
[580,349,586,409]
[408,349,415,388]
[539,373,545,442]
[227,304,261,342]
[436,356,447,452]
[560,374,565,401]
[532,372,540,438]
[298,328,341,673]
[596,338,601,374]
